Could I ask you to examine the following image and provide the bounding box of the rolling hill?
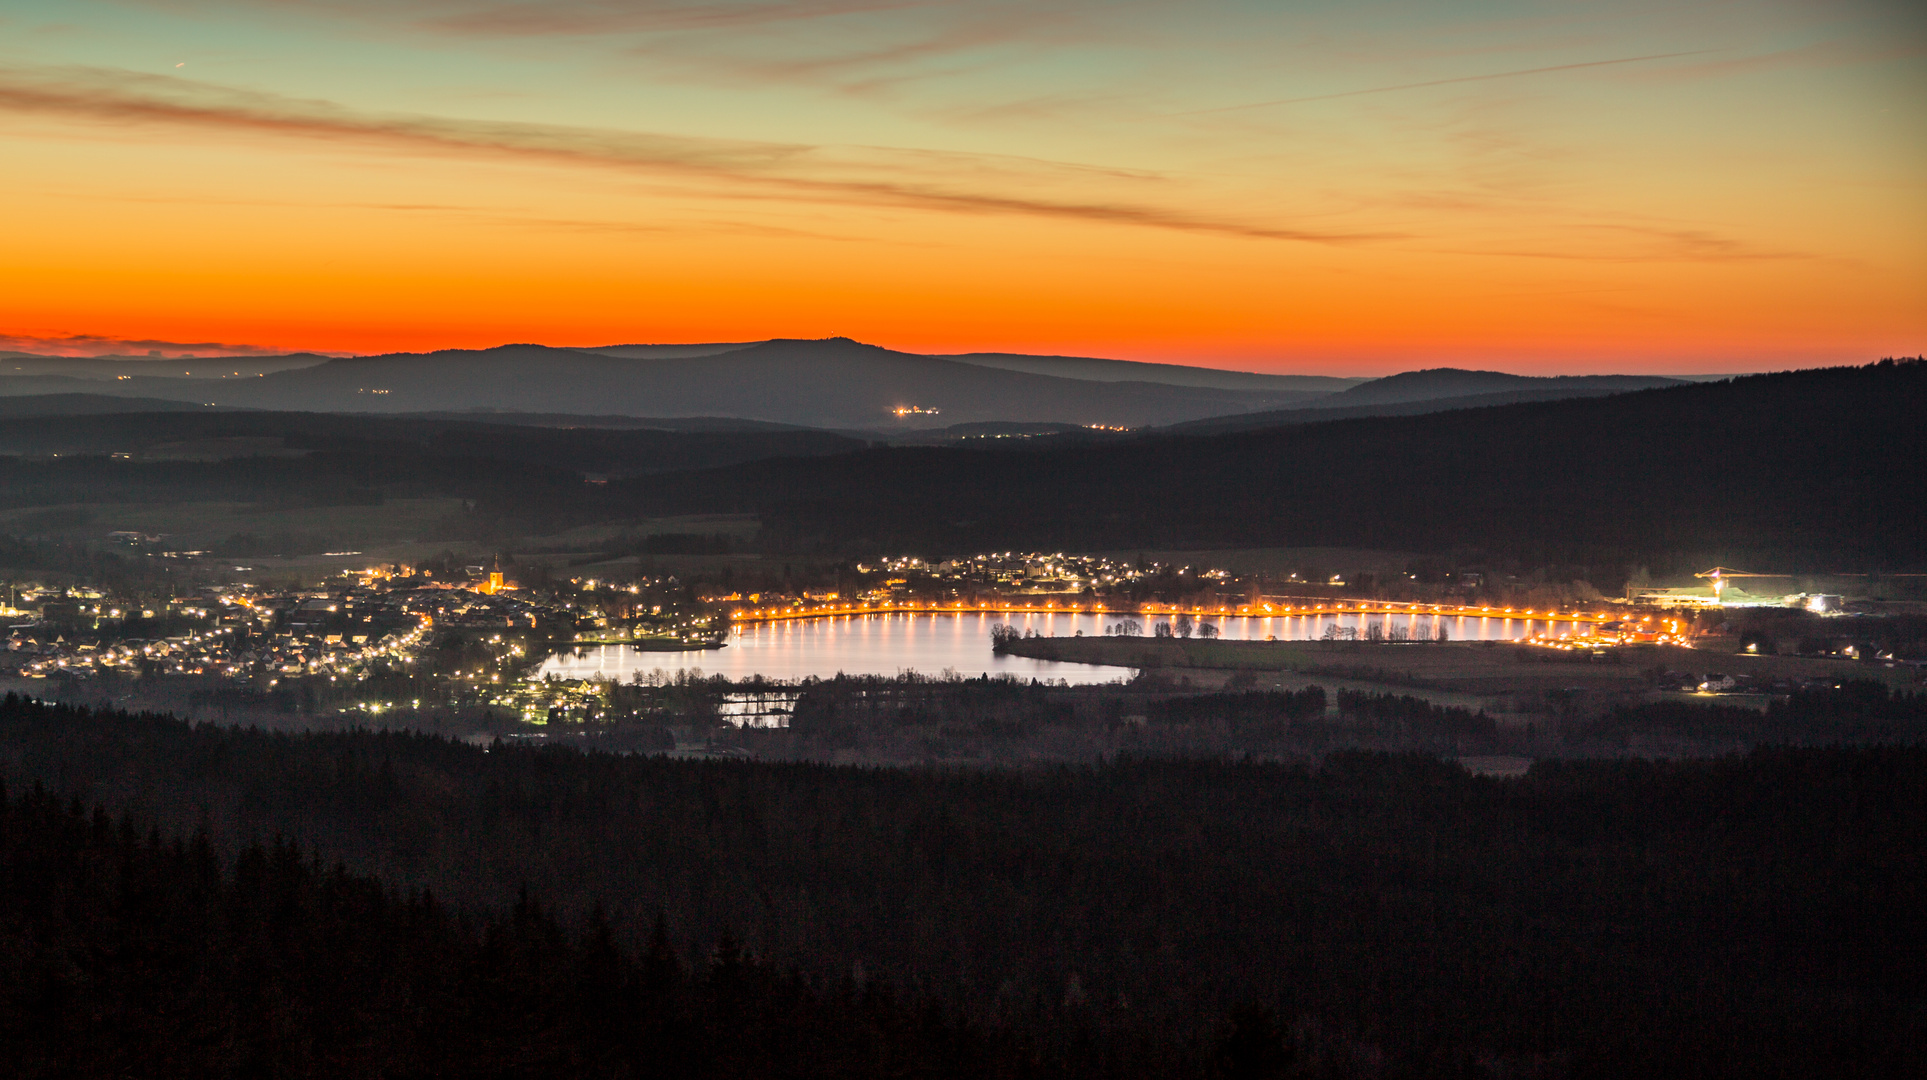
[604,360,1925,567]
[1165,381,1691,434]
[0,344,1708,433]
[0,339,1331,428]
[0,394,235,418]
[0,360,1915,569]
[929,351,1362,392]
[0,410,865,478]
[1306,368,1686,407]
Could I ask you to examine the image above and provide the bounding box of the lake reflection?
[536,609,1572,684]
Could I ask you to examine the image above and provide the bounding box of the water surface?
[537,609,1571,684]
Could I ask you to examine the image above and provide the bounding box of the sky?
[1,1,1922,373]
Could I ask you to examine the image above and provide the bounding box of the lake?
[536,609,1575,684]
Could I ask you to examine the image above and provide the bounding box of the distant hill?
[1308,368,1684,408]
[396,411,822,433]
[0,394,236,417]
[0,344,1719,437]
[3,360,1915,569]
[0,353,330,379]
[880,420,1129,447]
[0,339,1329,429]
[608,360,1925,567]
[580,342,760,360]
[1164,382,1695,434]
[932,351,1362,392]
[583,341,1362,391]
[0,410,865,478]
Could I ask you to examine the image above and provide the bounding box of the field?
[0,498,467,551]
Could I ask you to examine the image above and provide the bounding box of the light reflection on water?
[536,610,1575,684]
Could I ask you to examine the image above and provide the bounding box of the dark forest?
[4,693,1923,1077]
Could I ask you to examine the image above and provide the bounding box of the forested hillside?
[5,695,1923,1077]
[613,360,1925,565]
[0,410,863,476]
[0,781,1088,1079]
[2,361,1918,569]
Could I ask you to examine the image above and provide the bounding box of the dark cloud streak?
[0,64,1390,244]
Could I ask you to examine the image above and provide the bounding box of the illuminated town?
[5,545,1904,740]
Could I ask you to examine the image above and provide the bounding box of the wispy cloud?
[159,1,1102,96]
[1629,38,1927,83]
[1445,223,1814,264]
[417,0,937,36]
[0,64,1391,243]
[0,332,277,356]
[45,188,880,241]
[1178,51,1711,115]
[639,18,1032,96]
[167,1,1030,39]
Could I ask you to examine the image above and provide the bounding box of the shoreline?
[728,599,1612,626]
[565,638,726,652]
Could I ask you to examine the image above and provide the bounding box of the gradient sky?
[2,1,1922,373]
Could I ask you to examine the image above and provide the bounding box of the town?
[5,544,1916,751]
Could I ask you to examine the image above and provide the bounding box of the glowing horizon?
[2,1,1922,375]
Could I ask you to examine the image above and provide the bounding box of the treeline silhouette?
[0,780,1123,1079]
[756,675,1927,760]
[789,671,1085,738]
[1333,689,1497,738]
[0,532,169,589]
[1575,682,1927,748]
[4,693,1925,1075]
[1148,687,1327,728]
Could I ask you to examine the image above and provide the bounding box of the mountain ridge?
[0,341,1705,431]
[928,350,1362,392]
[0,339,1330,429]
[604,361,1924,564]
[1310,368,1686,408]
[1163,380,1692,434]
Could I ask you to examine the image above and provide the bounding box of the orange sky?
[2,1,1922,373]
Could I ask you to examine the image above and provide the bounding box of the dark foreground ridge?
[4,694,1925,1077]
[0,780,1049,1079]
